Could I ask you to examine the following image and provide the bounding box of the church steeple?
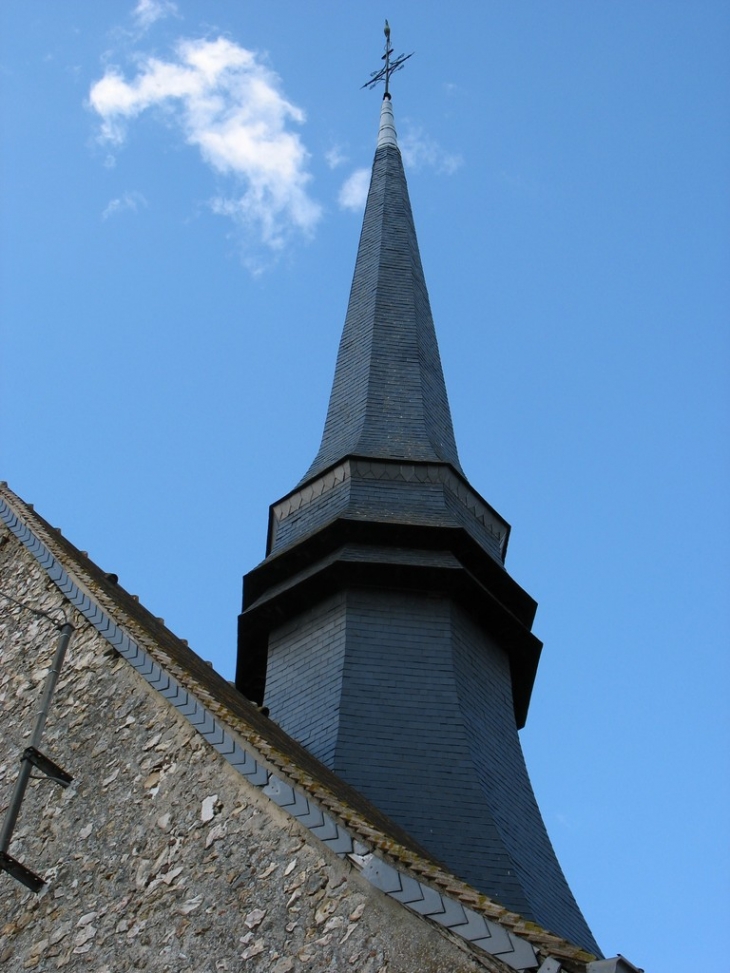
[303,90,461,484]
[236,32,600,956]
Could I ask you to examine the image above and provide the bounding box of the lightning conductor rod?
[362,20,414,99]
[0,622,75,855]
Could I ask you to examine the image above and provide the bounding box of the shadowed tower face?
[237,87,600,956]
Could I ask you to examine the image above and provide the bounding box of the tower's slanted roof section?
[302,97,462,484]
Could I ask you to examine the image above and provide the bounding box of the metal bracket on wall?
[0,622,74,893]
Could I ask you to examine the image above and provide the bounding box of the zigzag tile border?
[0,496,538,971]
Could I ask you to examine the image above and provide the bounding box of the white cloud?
[338,168,370,212]
[400,127,462,176]
[89,36,321,251]
[325,145,347,169]
[132,0,177,31]
[102,190,148,219]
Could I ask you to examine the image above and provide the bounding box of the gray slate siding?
[334,589,533,918]
[266,592,348,766]
[452,608,600,954]
[270,476,352,554]
[265,589,531,920]
[269,459,506,564]
[263,587,599,956]
[302,144,462,484]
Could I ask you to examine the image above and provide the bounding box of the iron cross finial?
[362,20,414,98]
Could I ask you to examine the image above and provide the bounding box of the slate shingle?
[302,132,462,483]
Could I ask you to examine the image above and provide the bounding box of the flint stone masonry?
[0,523,505,973]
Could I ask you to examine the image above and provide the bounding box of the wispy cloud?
[338,168,370,212]
[336,123,461,215]
[325,145,347,170]
[400,126,462,176]
[132,0,177,31]
[102,190,148,219]
[89,35,321,253]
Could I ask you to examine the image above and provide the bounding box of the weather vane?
[362,20,414,98]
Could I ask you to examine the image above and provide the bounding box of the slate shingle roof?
[302,97,462,485]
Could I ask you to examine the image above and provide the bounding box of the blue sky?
[2,3,729,969]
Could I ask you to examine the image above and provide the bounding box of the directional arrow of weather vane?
[362,20,414,96]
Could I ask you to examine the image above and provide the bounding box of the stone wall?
[0,524,497,973]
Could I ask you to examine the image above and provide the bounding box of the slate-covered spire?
[302,95,462,484]
[237,64,601,957]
